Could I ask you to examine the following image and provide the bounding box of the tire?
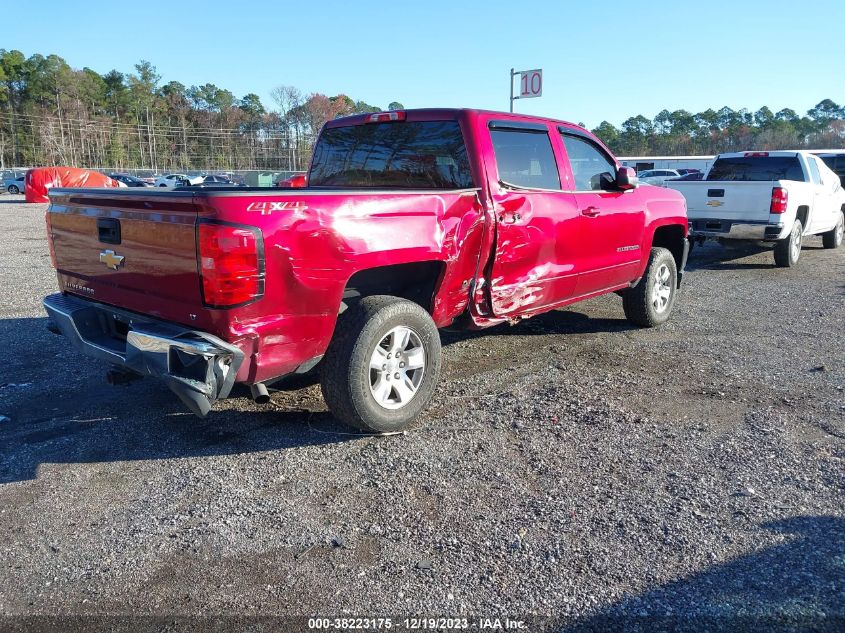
[622,247,678,328]
[320,295,442,433]
[8,185,19,194]
[822,212,844,249]
[773,219,803,267]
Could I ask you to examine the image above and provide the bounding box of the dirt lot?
[0,195,843,631]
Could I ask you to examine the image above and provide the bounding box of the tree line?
[0,49,403,171]
[1,49,843,171]
[590,100,845,157]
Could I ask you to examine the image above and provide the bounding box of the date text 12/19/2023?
[307,617,528,630]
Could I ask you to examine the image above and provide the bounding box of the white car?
[4,176,25,194]
[637,169,682,186]
[668,151,845,267]
[154,173,203,188]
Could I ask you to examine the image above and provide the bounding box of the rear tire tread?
[320,295,441,433]
[774,219,802,267]
[821,212,843,249]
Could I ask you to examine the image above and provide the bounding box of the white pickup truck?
[668,151,845,267]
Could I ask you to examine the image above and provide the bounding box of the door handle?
[499,212,521,224]
[581,206,600,218]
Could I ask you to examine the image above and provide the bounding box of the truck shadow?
[442,308,636,346]
[686,242,773,271]
[686,241,827,272]
[563,515,845,632]
[0,307,633,484]
[0,316,357,484]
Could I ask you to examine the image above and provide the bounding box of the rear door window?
[490,128,560,190]
[707,156,805,181]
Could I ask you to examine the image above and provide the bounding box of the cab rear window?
[707,156,804,181]
[308,121,474,189]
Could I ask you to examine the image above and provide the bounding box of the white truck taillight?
[197,221,264,308]
[770,187,788,214]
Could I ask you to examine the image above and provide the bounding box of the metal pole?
[509,68,514,113]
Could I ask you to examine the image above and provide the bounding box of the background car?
[201,174,243,185]
[172,174,245,188]
[108,173,153,187]
[276,174,307,188]
[668,172,705,181]
[676,169,702,176]
[154,173,203,187]
[637,169,682,186]
[4,176,25,194]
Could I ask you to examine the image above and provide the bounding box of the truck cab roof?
[326,108,582,130]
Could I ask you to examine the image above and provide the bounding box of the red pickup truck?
[43,109,689,433]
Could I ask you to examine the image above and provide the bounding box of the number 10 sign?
[510,68,543,112]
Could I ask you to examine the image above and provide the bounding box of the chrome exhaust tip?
[250,382,270,405]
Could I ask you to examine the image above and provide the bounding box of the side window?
[807,157,822,184]
[490,128,560,190]
[561,133,616,191]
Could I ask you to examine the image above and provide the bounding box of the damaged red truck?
[43,109,689,433]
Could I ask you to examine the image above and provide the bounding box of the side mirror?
[592,171,616,191]
[616,166,638,190]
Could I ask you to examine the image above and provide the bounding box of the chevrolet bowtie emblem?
[99,249,125,270]
[706,200,724,207]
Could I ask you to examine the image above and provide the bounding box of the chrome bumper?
[689,219,785,241]
[43,293,243,417]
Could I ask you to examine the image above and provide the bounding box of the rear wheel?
[320,295,441,433]
[622,247,678,328]
[8,185,19,194]
[773,219,802,267]
[822,212,844,249]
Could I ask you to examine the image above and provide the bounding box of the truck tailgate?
[47,189,203,325]
[669,181,774,222]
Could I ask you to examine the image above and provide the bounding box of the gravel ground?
[0,196,843,632]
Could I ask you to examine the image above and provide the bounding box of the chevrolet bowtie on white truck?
[668,151,845,266]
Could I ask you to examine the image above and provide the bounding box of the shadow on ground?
[686,241,826,272]
[0,315,355,484]
[0,305,636,484]
[564,515,845,632]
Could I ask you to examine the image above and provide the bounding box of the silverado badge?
[99,249,125,270]
[706,200,724,207]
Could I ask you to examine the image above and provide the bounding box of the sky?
[7,0,844,129]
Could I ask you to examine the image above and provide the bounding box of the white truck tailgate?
[669,181,774,223]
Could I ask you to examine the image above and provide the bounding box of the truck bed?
[46,185,484,384]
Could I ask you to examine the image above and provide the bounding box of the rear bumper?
[689,219,785,241]
[43,293,244,417]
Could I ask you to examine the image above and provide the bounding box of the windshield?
[707,156,804,181]
[308,120,474,189]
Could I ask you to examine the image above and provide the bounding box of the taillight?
[45,211,57,268]
[197,222,264,308]
[770,187,788,214]
[365,111,406,123]
[745,152,769,157]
